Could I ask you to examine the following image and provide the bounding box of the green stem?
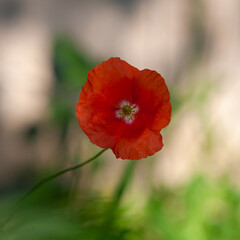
[0,148,108,231]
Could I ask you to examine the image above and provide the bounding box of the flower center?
[115,100,139,124]
[122,105,132,115]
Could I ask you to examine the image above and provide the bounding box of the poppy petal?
[133,69,171,131]
[112,128,163,160]
[88,57,139,105]
[76,93,124,148]
[150,100,172,131]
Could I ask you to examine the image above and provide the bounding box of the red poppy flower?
[76,57,171,160]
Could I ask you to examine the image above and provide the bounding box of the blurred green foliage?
[53,36,96,90]
[1,176,240,240]
[145,177,240,240]
[50,36,99,141]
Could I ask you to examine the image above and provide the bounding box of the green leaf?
[52,36,97,90]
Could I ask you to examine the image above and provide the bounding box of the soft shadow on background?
[0,0,240,239]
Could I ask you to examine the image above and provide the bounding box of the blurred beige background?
[0,0,240,192]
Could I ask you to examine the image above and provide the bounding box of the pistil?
[115,100,139,124]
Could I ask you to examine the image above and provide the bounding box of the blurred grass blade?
[99,161,137,239]
[113,161,137,204]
